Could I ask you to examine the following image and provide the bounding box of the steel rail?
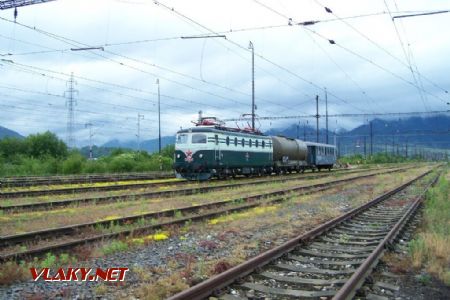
[0,167,370,198]
[332,171,441,300]
[0,172,173,188]
[0,168,405,261]
[0,167,401,213]
[0,165,407,197]
[166,168,436,300]
[0,170,391,246]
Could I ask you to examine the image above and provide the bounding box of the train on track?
[174,117,336,180]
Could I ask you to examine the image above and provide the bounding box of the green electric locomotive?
[173,117,336,180]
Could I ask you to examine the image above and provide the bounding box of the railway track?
[0,171,174,188]
[0,167,408,213]
[0,167,376,199]
[167,168,440,300]
[0,167,409,262]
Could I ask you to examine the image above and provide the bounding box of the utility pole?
[248,41,255,131]
[369,121,373,156]
[156,79,161,154]
[137,114,144,152]
[392,134,395,155]
[303,121,307,141]
[296,122,299,139]
[325,88,329,144]
[363,136,367,158]
[85,123,94,159]
[65,72,78,148]
[405,138,408,158]
[315,95,319,143]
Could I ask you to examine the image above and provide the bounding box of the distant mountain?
[265,124,330,142]
[268,115,450,156]
[0,125,23,139]
[102,136,175,153]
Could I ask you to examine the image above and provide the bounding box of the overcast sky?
[0,0,449,146]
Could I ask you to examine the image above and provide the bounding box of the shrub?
[83,160,107,173]
[109,155,135,172]
[25,131,68,159]
[101,240,128,255]
[62,153,85,174]
[0,261,28,285]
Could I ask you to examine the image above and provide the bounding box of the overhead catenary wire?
[0,91,155,129]
[251,0,448,107]
[302,29,385,114]
[0,16,291,115]
[309,0,449,100]
[380,0,430,111]
[1,10,440,51]
[0,83,162,118]
[152,0,370,114]
[222,109,449,121]
[0,59,243,116]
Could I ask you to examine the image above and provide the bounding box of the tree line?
[0,131,175,176]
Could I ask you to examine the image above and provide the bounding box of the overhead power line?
[392,10,450,19]
[0,16,291,115]
[152,0,370,114]
[0,0,55,10]
[222,110,449,121]
[312,0,435,111]
[252,0,448,106]
[0,59,243,116]
[381,0,430,111]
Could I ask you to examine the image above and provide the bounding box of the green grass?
[409,172,450,285]
[338,153,428,165]
[101,240,129,255]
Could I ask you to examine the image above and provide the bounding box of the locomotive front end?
[174,129,214,180]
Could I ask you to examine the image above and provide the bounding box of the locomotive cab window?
[176,134,188,144]
[192,134,207,144]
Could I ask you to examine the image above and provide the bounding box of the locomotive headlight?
[199,154,203,158]
[176,154,181,159]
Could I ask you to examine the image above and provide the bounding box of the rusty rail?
[167,168,436,300]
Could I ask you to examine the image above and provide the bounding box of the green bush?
[25,131,68,159]
[83,160,107,174]
[62,153,85,174]
[0,132,176,176]
[109,154,135,172]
